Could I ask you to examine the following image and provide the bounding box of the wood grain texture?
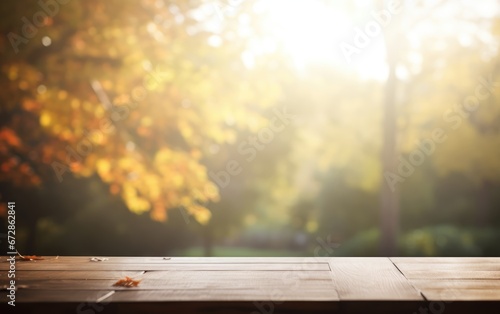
[106,288,337,302]
[419,289,500,301]
[409,280,500,301]
[0,271,336,292]
[391,258,500,279]
[0,289,115,303]
[409,279,500,290]
[0,261,330,271]
[1,256,499,314]
[391,257,500,264]
[394,269,500,279]
[391,257,500,302]
[392,261,500,272]
[3,270,145,280]
[328,258,423,301]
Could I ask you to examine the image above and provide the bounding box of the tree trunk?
[380,32,399,256]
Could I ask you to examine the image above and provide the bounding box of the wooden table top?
[1,257,499,313]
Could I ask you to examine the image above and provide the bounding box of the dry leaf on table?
[113,276,142,287]
[16,252,44,261]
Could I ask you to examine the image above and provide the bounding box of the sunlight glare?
[254,0,388,80]
[256,0,348,68]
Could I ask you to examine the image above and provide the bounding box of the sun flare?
[254,0,388,79]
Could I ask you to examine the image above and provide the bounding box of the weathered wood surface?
[1,257,499,313]
[390,257,500,302]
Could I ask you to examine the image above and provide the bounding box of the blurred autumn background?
[1,0,500,257]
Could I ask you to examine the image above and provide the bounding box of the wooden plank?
[391,257,500,264]
[391,258,500,301]
[0,289,115,303]
[0,277,334,291]
[4,270,144,280]
[2,256,499,308]
[0,281,335,293]
[142,269,331,281]
[410,279,500,290]
[0,268,338,305]
[1,282,337,302]
[161,257,332,263]
[0,262,330,271]
[0,256,332,265]
[407,279,500,301]
[395,270,500,279]
[421,289,500,301]
[391,258,500,279]
[3,269,331,281]
[393,262,500,272]
[106,288,337,302]
[328,258,423,301]
[0,279,121,290]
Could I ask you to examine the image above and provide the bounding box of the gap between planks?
[389,257,428,302]
[327,258,424,301]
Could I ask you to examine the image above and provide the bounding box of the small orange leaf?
[17,252,44,261]
[113,276,141,287]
